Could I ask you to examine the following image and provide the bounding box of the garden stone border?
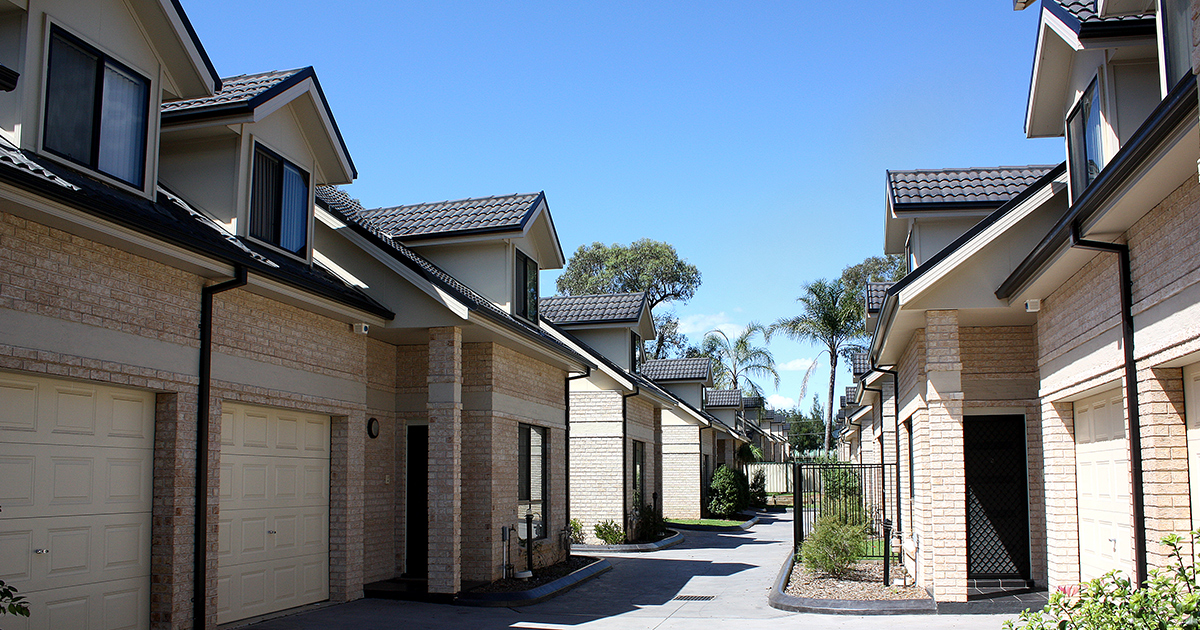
[571,529,684,553]
[767,550,937,615]
[455,558,613,607]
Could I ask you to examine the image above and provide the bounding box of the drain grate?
[673,595,715,601]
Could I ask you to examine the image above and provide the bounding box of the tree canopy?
[838,254,907,330]
[556,239,701,359]
[699,324,779,397]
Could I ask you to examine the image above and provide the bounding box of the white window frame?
[246,138,313,261]
[1066,75,1111,201]
[37,21,156,196]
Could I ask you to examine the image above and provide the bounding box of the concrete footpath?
[235,512,1018,629]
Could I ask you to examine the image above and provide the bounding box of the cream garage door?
[1074,389,1133,581]
[1185,364,1200,528]
[0,373,154,630]
[218,403,329,624]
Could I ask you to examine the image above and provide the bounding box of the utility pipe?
[195,266,246,629]
[622,387,640,534]
[1070,223,1146,586]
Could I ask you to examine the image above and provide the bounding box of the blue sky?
[185,1,1064,413]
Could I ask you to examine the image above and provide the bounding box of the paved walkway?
[236,512,1018,629]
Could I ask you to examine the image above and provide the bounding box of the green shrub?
[707,465,750,518]
[0,580,29,619]
[1006,531,1200,630]
[750,470,768,508]
[568,518,586,544]
[801,514,866,578]
[628,492,665,543]
[593,519,625,545]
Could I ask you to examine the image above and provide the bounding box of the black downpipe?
[1070,224,1146,586]
[564,368,591,533]
[622,387,639,534]
[195,266,247,629]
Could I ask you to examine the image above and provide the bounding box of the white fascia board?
[540,323,635,391]
[154,0,218,96]
[321,211,470,320]
[524,200,566,269]
[244,273,388,326]
[1027,11,1081,138]
[898,171,1067,305]
[849,405,873,423]
[312,249,368,288]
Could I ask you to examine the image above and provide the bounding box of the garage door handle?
[268,531,277,535]
[33,549,49,554]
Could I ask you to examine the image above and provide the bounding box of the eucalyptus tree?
[768,279,865,454]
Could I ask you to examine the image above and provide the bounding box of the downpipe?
[195,266,247,629]
[1070,224,1146,586]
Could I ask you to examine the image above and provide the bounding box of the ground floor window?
[632,440,646,499]
[518,423,547,540]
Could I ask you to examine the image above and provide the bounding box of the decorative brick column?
[925,310,966,602]
[427,327,462,594]
[1041,399,1080,588]
[330,410,365,601]
[1139,367,1190,569]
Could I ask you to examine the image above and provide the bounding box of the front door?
[405,425,428,578]
[964,415,1030,579]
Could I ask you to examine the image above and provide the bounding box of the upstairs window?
[43,27,149,188]
[250,144,310,255]
[515,249,538,321]
[518,423,547,541]
[630,331,642,372]
[1067,79,1104,201]
[1161,0,1192,90]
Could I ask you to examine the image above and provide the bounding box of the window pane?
[251,149,281,244]
[98,62,148,186]
[1163,0,1192,89]
[279,162,308,253]
[517,424,546,540]
[525,254,538,320]
[1084,88,1103,186]
[44,33,98,164]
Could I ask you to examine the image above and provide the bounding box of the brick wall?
[568,389,623,543]
[662,423,701,519]
[363,339,397,584]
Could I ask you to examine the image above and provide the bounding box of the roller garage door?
[0,373,155,630]
[217,403,329,624]
[1074,389,1133,581]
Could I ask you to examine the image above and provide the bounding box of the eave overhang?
[870,163,1068,366]
[162,68,356,183]
[139,0,222,97]
[999,73,1198,303]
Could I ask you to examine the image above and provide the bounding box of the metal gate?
[793,462,897,582]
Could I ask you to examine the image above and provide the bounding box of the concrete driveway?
[235,512,1018,629]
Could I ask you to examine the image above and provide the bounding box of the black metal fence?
[793,462,897,582]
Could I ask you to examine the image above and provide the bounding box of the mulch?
[785,559,930,601]
[469,555,597,594]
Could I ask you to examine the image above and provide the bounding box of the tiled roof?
[1056,0,1151,23]
[866,281,893,313]
[742,396,764,409]
[356,192,544,240]
[640,357,711,382]
[706,389,743,408]
[0,139,390,319]
[850,352,871,376]
[540,293,645,325]
[162,69,303,114]
[888,166,1056,208]
[315,186,586,364]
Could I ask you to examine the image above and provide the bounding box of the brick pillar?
[1042,399,1080,588]
[925,310,966,602]
[427,327,462,594]
[330,410,365,601]
[151,391,195,630]
[1139,367,1189,569]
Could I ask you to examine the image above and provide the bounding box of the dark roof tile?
[866,281,894,313]
[162,69,303,114]
[356,192,543,240]
[706,389,743,408]
[888,165,1056,208]
[640,357,711,382]
[540,293,645,325]
[850,352,871,376]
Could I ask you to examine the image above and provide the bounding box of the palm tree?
[700,323,779,397]
[768,279,865,454]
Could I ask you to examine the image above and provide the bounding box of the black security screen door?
[964,415,1030,580]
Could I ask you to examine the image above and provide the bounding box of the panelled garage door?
[1074,389,1133,581]
[0,373,155,630]
[1186,365,1200,530]
[218,403,329,624]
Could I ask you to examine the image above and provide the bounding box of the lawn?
[666,518,745,527]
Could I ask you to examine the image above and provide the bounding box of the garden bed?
[786,559,928,601]
[469,555,597,593]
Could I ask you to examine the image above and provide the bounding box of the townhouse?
[0,2,592,628]
[858,0,1200,603]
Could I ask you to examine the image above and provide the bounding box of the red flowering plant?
[1005,531,1200,630]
